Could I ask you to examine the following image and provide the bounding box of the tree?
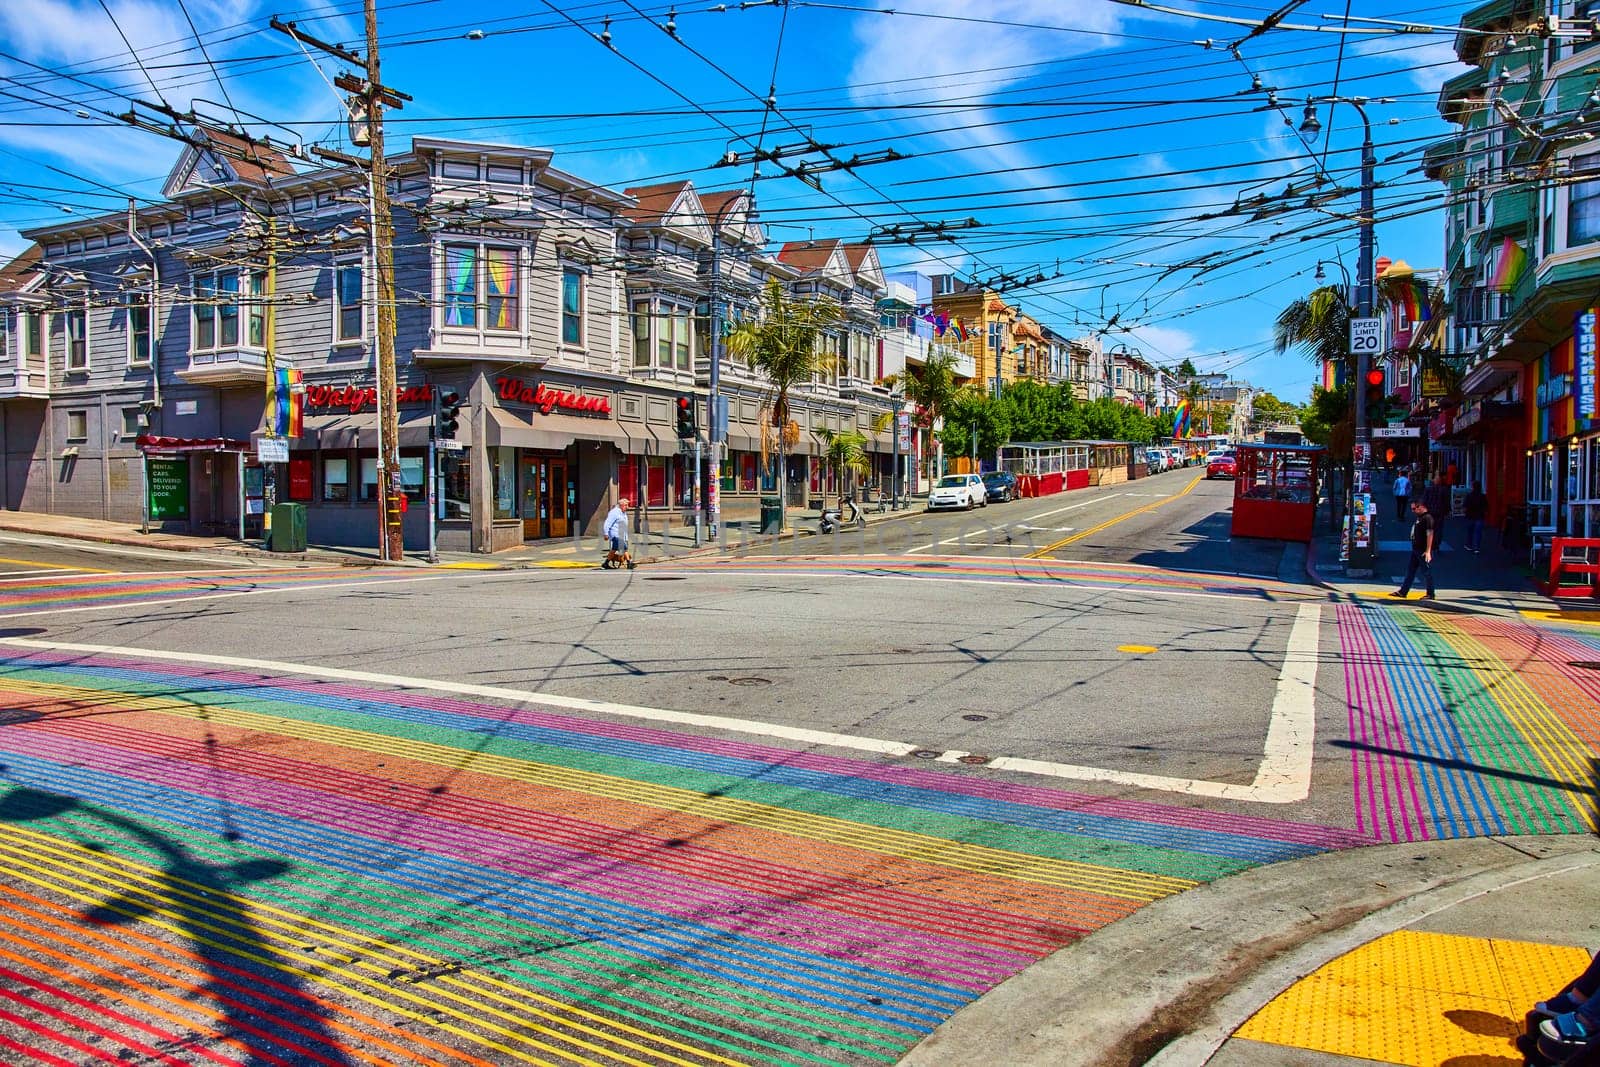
[1176,358,1198,378]
[725,278,840,530]
[939,387,1010,464]
[818,428,870,499]
[885,349,961,486]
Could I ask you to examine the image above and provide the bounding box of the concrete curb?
[900,836,1598,1067]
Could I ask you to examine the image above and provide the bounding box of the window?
[121,407,143,438]
[359,457,381,502]
[444,245,478,327]
[335,262,363,341]
[322,457,349,501]
[632,299,651,367]
[247,270,266,347]
[191,270,257,351]
[485,248,517,331]
[1570,153,1600,246]
[64,307,87,371]
[399,454,424,501]
[561,268,583,346]
[126,294,151,366]
[66,410,87,443]
[23,312,42,366]
[442,243,520,333]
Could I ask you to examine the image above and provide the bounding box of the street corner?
[1230,930,1589,1066]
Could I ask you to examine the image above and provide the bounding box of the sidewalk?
[905,836,1600,1067]
[0,499,923,570]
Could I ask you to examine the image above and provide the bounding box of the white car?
[927,473,987,511]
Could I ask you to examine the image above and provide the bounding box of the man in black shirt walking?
[1394,499,1436,600]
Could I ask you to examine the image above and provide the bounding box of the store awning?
[136,434,251,454]
[294,410,436,450]
[488,407,629,451]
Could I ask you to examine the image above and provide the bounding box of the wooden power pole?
[272,4,410,560]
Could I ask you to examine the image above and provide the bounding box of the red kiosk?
[1230,443,1325,542]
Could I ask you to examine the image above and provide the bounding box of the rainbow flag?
[1490,237,1528,292]
[952,318,970,343]
[272,366,303,438]
[1173,398,1191,439]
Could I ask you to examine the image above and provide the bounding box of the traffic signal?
[675,395,696,439]
[1364,368,1386,422]
[436,388,462,440]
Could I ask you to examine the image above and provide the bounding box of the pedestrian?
[1526,951,1600,1062]
[1393,499,1436,600]
[1422,472,1451,552]
[602,495,635,570]
[1392,467,1412,522]
[1463,481,1488,553]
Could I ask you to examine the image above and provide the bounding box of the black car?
[982,471,1017,503]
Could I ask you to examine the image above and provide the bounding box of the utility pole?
[363,0,402,562]
[272,8,410,561]
[706,232,723,539]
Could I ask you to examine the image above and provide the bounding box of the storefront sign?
[256,437,289,463]
[303,384,433,413]
[1578,308,1600,420]
[147,458,189,520]
[896,411,911,451]
[1452,402,1482,434]
[495,377,612,416]
[1536,373,1571,408]
[1420,368,1449,397]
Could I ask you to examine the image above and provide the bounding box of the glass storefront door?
[519,454,572,540]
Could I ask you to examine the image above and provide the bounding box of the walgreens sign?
[495,377,611,416]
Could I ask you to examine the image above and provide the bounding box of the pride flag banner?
[1490,237,1528,292]
[272,366,304,438]
[1173,398,1191,439]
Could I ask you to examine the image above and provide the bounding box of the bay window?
[639,299,692,370]
[191,269,259,352]
[632,299,651,367]
[23,312,42,367]
[441,242,521,333]
[1570,153,1600,246]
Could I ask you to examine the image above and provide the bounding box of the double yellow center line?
[1026,474,1205,559]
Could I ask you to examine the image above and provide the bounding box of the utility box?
[269,503,307,553]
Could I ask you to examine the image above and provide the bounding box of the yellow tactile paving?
[1236,930,1592,1065]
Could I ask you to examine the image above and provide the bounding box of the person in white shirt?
[602,497,634,569]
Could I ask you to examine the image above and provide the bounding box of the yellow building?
[931,279,1019,391]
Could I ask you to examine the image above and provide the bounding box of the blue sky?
[0,0,1475,403]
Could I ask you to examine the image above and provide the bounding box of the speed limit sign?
[1350,317,1381,354]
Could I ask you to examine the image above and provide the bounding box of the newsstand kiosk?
[1230,443,1325,542]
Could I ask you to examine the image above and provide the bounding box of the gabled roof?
[0,244,44,295]
[622,180,693,226]
[699,187,764,247]
[777,238,843,274]
[162,125,296,198]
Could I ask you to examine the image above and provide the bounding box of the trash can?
[759,495,783,534]
[269,502,307,553]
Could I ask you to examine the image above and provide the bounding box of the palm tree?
[1274,285,1352,384]
[725,278,840,530]
[818,428,870,501]
[884,349,960,489]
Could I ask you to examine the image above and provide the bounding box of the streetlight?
[1313,259,1351,290]
[1301,95,1379,576]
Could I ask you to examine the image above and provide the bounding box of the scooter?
[819,500,865,534]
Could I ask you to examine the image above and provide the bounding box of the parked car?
[1206,453,1238,480]
[927,473,987,510]
[982,470,1018,503]
[1166,446,1184,469]
[1144,449,1167,473]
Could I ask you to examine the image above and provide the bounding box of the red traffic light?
[677,397,691,410]
[1365,369,1385,387]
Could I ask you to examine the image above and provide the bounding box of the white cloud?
[1120,323,1202,368]
[1353,36,1472,95]
[846,1,1125,180]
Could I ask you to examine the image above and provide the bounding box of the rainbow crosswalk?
[0,645,1362,1066]
[1339,603,1600,840]
[0,566,429,617]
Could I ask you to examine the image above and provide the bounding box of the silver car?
[927,473,987,511]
